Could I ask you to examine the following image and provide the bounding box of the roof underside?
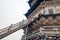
[25,0,44,18]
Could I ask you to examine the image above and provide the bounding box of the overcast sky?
[0,0,29,40]
[0,0,30,29]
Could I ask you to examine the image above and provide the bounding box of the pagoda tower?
[22,0,60,40]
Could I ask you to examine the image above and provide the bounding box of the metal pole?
[25,26,28,40]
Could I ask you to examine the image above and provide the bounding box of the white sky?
[0,0,30,40]
[0,0,30,29]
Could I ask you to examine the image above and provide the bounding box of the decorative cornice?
[27,14,60,31]
[28,1,60,20]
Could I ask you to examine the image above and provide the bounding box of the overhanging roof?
[25,0,44,18]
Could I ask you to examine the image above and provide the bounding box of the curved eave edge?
[25,0,44,18]
[28,0,32,7]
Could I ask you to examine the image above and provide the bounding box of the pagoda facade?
[22,0,60,40]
